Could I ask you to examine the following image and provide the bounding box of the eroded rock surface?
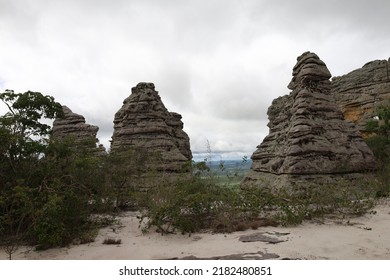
[52,105,105,155]
[110,82,192,172]
[331,59,390,136]
[243,52,376,189]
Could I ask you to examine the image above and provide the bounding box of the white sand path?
[2,199,390,260]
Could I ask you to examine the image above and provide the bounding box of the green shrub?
[32,194,67,249]
[139,176,275,234]
[31,188,90,249]
[138,171,378,235]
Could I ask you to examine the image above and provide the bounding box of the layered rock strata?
[52,105,105,155]
[243,52,376,189]
[331,58,390,136]
[110,82,192,173]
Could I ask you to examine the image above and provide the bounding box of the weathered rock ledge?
[331,58,390,136]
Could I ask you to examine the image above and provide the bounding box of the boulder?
[243,52,376,190]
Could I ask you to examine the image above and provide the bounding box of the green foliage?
[104,147,158,210]
[27,137,112,249]
[365,135,390,162]
[31,189,90,249]
[139,177,240,234]
[192,161,210,177]
[0,90,113,256]
[0,185,35,259]
[139,161,378,234]
[32,194,67,249]
[0,90,63,188]
[0,90,65,257]
[365,102,390,197]
[0,90,63,167]
[366,105,390,135]
[0,90,63,136]
[366,103,390,159]
[271,183,376,225]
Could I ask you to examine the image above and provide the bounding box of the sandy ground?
[2,198,390,260]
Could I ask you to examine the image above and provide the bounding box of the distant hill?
[196,159,252,176]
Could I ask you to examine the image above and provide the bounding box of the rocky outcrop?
[110,82,192,173]
[331,59,390,136]
[243,52,376,190]
[52,105,105,155]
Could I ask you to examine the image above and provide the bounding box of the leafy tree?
[0,90,63,183]
[0,90,64,257]
[0,90,111,254]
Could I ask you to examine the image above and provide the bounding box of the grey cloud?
[254,0,390,38]
[1,0,389,160]
[154,62,194,111]
[0,1,42,45]
[206,83,277,122]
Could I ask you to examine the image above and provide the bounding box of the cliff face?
[243,52,376,190]
[52,105,105,155]
[110,82,192,173]
[331,59,390,136]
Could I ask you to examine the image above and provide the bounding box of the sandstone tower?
[243,52,376,189]
[110,82,192,173]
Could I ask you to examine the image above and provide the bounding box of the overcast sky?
[1,0,389,160]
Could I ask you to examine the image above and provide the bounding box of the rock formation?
[52,105,105,155]
[331,58,390,136]
[110,82,192,172]
[243,52,376,190]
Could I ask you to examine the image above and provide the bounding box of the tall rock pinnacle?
[243,52,376,189]
[110,82,192,173]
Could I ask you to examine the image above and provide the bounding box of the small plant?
[102,238,121,245]
[77,228,99,245]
